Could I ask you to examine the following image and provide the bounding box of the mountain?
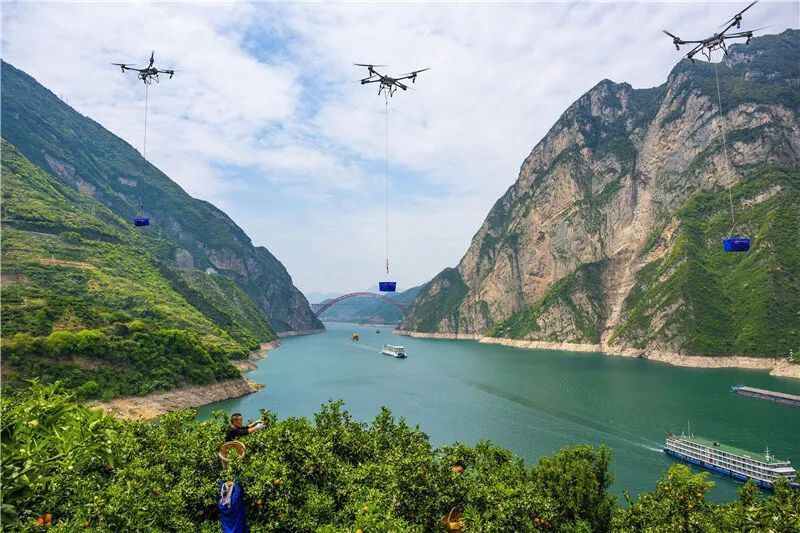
[315,285,424,324]
[400,30,800,358]
[1,141,270,398]
[1,61,323,333]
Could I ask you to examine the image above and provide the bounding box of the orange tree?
[2,382,799,532]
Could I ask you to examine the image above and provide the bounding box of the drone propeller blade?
[354,63,387,67]
[744,24,771,33]
[398,67,431,77]
[662,30,680,40]
[720,0,758,27]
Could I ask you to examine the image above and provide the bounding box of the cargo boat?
[664,432,798,490]
[731,385,800,407]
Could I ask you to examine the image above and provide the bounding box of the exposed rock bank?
[231,340,281,372]
[278,328,326,337]
[93,377,263,420]
[395,330,799,379]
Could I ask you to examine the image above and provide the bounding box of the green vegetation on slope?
[671,29,800,112]
[488,262,607,343]
[0,60,322,332]
[0,141,279,399]
[162,268,277,349]
[3,382,799,532]
[400,268,468,333]
[612,165,800,356]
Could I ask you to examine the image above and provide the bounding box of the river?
[199,322,800,501]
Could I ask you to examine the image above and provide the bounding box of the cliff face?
[400,30,800,357]
[1,61,323,333]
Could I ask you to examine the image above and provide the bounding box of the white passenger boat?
[381,344,406,358]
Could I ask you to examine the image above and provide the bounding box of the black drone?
[112,51,175,84]
[663,1,767,62]
[355,64,429,96]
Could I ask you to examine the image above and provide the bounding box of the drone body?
[355,64,429,96]
[663,1,766,62]
[112,51,175,84]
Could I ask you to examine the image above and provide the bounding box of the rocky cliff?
[400,30,800,357]
[1,61,323,333]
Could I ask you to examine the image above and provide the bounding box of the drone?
[663,1,767,62]
[355,64,430,96]
[112,51,175,84]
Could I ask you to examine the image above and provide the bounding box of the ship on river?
[731,385,800,407]
[381,344,406,358]
[664,432,798,490]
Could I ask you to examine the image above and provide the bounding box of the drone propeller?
[663,30,684,49]
[720,0,758,27]
[739,24,771,33]
[354,63,387,68]
[399,67,431,76]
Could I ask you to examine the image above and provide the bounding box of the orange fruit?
[44,514,52,524]
[273,478,281,486]
[256,499,263,505]
[36,517,45,526]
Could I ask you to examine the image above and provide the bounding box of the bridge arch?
[312,292,408,317]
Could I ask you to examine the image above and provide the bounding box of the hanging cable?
[714,59,736,235]
[385,93,390,279]
[143,82,149,158]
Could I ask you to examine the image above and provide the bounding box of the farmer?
[225,413,264,442]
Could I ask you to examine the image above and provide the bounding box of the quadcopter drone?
[355,64,429,96]
[112,51,175,84]
[663,1,767,62]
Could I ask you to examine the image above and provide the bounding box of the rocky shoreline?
[394,330,799,379]
[278,328,326,337]
[95,340,282,419]
[93,377,264,420]
[231,339,281,372]
[393,329,481,340]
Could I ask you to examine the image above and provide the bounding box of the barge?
[664,432,798,490]
[731,385,800,407]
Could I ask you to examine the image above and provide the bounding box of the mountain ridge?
[400,29,800,359]
[1,60,322,333]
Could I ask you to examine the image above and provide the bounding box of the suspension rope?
[143,82,149,158]
[384,93,390,279]
[714,59,736,233]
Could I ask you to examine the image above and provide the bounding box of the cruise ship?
[381,344,406,358]
[664,432,798,490]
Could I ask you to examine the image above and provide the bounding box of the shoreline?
[92,377,264,420]
[394,330,799,379]
[278,328,325,337]
[231,339,281,372]
[96,340,282,419]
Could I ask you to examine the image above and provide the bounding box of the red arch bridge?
[310,292,409,317]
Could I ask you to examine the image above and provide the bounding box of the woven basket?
[219,440,246,469]
[443,507,462,532]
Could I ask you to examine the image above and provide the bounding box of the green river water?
[199,322,800,501]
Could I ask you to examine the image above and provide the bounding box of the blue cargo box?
[379,281,397,292]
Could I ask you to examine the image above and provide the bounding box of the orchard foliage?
[2,383,799,532]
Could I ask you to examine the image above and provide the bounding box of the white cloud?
[3,1,798,294]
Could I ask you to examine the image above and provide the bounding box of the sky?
[2,1,798,298]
